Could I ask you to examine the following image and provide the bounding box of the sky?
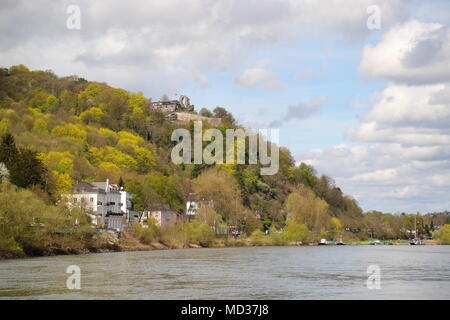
[0,0,449,213]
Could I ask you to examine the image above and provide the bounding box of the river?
[0,246,449,299]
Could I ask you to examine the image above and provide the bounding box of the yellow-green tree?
[434,224,450,244]
[285,186,330,233]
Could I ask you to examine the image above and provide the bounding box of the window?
[73,198,77,203]
[90,197,94,203]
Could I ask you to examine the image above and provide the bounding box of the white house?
[68,179,130,230]
[186,199,214,216]
[120,190,133,223]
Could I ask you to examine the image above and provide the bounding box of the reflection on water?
[0,246,449,299]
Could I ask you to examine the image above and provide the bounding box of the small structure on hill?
[186,194,214,216]
[151,95,194,113]
[166,112,221,126]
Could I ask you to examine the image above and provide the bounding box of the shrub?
[189,221,215,247]
[250,230,267,246]
[131,219,160,244]
[434,224,450,244]
[284,219,310,243]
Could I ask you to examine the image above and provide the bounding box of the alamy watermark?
[366,265,381,290]
[366,5,381,30]
[66,5,81,30]
[66,265,81,290]
[171,121,279,175]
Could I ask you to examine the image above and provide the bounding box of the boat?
[371,240,381,245]
[336,241,346,245]
[318,238,327,245]
[410,215,425,245]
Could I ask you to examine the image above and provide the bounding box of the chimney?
[106,179,109,192]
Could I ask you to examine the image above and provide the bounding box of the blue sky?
[1,0,449,213]
[186,39,384,153]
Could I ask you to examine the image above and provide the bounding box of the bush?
[284,219,310,243]
[250,230,272,246]
[0,181,93,257]
[131,218,160,244]
[434,224,450,244]
[189,221,215,247]
[270,230,289,246]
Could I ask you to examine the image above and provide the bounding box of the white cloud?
[360,20,450,84]
[347,83,450,145]
[0,0,409,97]
[235,67,282,91]
[302,28,450,212]
[301,143,450,212]
[301,20,450,211]
[351,168,397,182]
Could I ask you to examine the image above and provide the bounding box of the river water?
[0,246,449,299]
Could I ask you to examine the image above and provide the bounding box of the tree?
[433,224,450,244]
[330,217,342,239]
[285,186,330,234]
[213,107,235,126]
[8,148,48,189]
[289,162,317,188]
[284,219,310,242]
[118,176,125,189]
[125,179,162,223]
[8,64,30,74]
[33,118,48,134]
[0,133,18,164]
[192,167,242,225]
[199,108,213,117]
[0,133,51,192]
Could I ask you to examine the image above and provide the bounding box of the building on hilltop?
[166,112,222,126]
[152,95,222,125]
[151,95,194,113]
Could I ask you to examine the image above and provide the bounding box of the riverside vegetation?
[1,65,449,259]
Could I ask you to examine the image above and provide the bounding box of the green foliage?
[0,133,53,195]
[80,107,105,124]
[250,230,269,246]
[132,220,160,244]
[434,224,450,244]
[284,219,310,242]
[51,123,87,143]
[33,118,48,134]
[189,220,215,246]
[0,181,92,258]
[8,64,30,74]
[269,229,290,246]
[0,118,9,135]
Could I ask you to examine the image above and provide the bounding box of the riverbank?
[1,229,444,261]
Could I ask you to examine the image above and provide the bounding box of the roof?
[149,203,177,211]
[72,181,120,194]
[73,181,103,194]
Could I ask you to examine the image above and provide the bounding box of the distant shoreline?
[0,238,443,261]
